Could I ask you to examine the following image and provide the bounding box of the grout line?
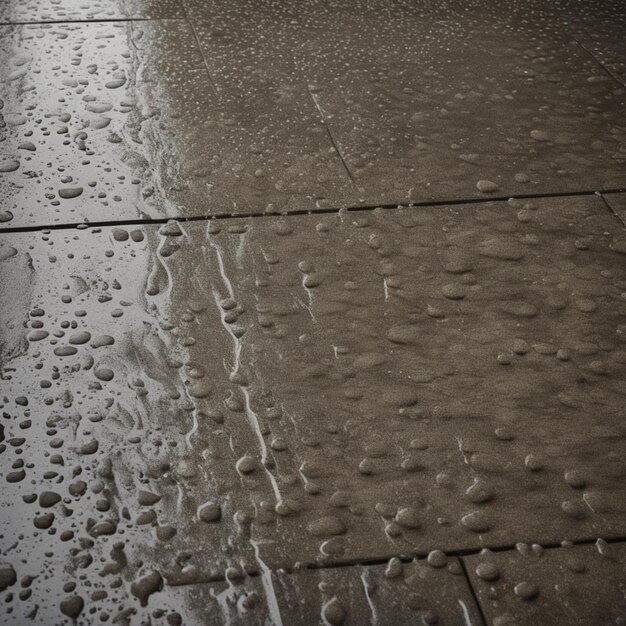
[599,193,626,228]
[0,17,183,26]
[300,534,626,572]
[2,188,626,235]
[459,557,489,626]
[167,535,626,587]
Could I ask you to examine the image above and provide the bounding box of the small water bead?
[94,368,114,381]
[69,331,91,344]
[525,454,543,471]
[466,479,495,504]
[564,470,586,489]
[0,160,20,173]
[198,501,221,522]
[476,180,499,193]
[596,538,612,558]
[475,561,500,581]
[561,499,587,519]
[395,507,421,529]
[130,571,163,607]
[494,427,514,441]
[60,595,84,619]
[112,228,129,242]
[322,599,346,625]
[38,491,61,508]
[385,557,403,579]
[236,455,257,475]
[358,458,376,475]
[427,550,447,568]
[514,581,539,601]
[530,129,550,141]
[159,220,183,237]
[307,516,346,537]
[461,511,492,533]
[52,343,78,357]
[58,187,83,199]
[138,491,161,506]
[441,283,466,299]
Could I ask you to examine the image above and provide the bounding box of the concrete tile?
[0,20,353,228]
[0,0,184,23]
[0,556,481,624]
[464,541,626,625]
[187,0,626,205]
[1,195,625,599]
[177,195,626,567]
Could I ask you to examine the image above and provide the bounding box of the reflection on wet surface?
[1,0,626,624]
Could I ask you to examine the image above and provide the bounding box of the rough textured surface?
[1,195,626,619]
[1,1,626,623]
[464,541,626,625]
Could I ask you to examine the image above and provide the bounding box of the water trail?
[457,599,474,626]
[251,539,284,626]
[207,230,282,504]
[360,570,378,623]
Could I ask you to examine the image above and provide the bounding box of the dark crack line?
[308,88,358,188]
[459,557,488,626]
[180,0,220,96]
[600,193,626,228]
[301,534,626,572]
[574,38,626,89]
[166,535,626,588]
[2,188,626,235]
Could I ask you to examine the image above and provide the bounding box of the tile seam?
[459,556,489,626]
[165,535,626,588]
[2,188,626,235]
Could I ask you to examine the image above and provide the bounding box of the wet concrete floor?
[0,1,625,624]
